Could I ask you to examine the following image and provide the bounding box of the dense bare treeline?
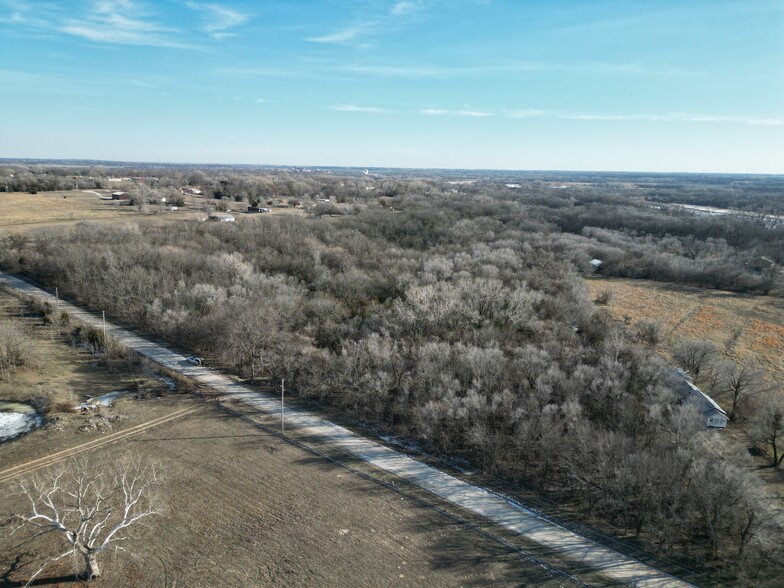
[2,169,783,582]
[3,163,783,213]
[3,162,781,294]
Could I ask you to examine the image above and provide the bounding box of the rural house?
[111,191,129,200]
[672,369,728,429]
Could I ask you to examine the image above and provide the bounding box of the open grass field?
[584,277,784,387]
[0,190,144,227]
[0,291,566,587]
[0,190,207,234]
[0,190,306,237]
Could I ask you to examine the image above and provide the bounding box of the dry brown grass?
[585,277,784,387]
[0,191,308,237]
[0,190,143,227]
[0,290,564,587]
[0,291,175,465]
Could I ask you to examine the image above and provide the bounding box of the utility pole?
[55,287,59,313]
[281,378,285,434]
[102,311,106,340]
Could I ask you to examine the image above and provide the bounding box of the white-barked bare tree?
[7,455,161,584]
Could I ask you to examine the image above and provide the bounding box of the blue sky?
[1,0,783,172]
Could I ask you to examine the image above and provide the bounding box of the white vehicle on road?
[186,356,204,366]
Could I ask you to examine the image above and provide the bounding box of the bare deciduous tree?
[749,390,784,467]
[4,232,29,252]
[0,319,34,379]
[672,339,716,379]
[759,264,779,296]
[634,320,661,348]
[8,456,161,584]
[222,308,283,383]
[714,360,763,421]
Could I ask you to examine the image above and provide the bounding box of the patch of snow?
[76,390,129,410]
[152,373,178,391]
[0,409,43,442]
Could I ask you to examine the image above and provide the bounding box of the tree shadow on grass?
[1,575,85,587]
[285,452,576,587]
[0,552,85,588]
[123,406,282,454]
[131,433,269,442]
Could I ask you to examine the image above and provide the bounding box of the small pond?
[0,401,43,442]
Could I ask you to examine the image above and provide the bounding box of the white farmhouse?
[673,369,728,429]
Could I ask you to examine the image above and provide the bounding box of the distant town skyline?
[2,1,783,173]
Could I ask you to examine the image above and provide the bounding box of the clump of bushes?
[0,319,34,379]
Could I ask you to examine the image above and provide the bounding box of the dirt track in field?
[0,406,198,484]
[0,402,572,588]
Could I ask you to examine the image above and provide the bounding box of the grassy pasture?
[0,190,144,228]
[0,190,306,237]
[585,277,784,386]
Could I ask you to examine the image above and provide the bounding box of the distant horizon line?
[1,157,782,177]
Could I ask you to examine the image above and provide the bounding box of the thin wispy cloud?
[505,110,783,126]
[330,105,494,117]
[218,66,297,78]
[0,67,173,96]
[307,24,373,44]
[185,2,248,39]
[421,108,493,117]
[60,0,193,49]
[306,0,425,45]
[215,66,345,84]
[453,110,493,118]
[330,104,388,113]
[0,0,29,24]
[505,109,550,119]
[0,0,63,26]
[344,61,702,78]
[687,114,784,126]
[345,65,442,77]
[390,1,420,17]
[0,68,59,86]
